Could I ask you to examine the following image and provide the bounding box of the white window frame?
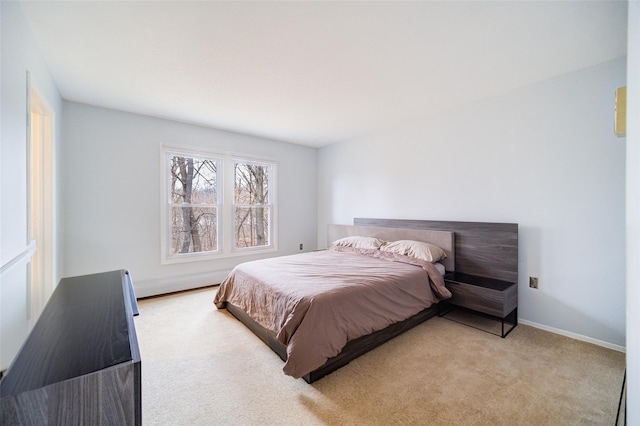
[231,158,276,253]
[160,145,277,264]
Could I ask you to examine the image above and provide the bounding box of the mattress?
[213,247,451,378]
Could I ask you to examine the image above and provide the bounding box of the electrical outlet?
[529,276,538,289]
[299,243,303,250]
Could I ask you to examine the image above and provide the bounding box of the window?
[162,146,276,263]
[233,161,273,250]
[167,151,220,258]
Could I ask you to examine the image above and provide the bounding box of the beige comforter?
[213,247,451,379]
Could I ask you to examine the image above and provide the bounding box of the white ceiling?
[20,1,627,147]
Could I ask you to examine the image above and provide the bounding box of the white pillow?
[380,240,447,262]
[331,236,386,250]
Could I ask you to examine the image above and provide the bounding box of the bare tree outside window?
[234,162,271,248]
[170,155,219,254]
[162,148,276,262]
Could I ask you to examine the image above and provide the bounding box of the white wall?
[61,102,317,297]
[0,2,63,370]
[626,1,639,423]
[318,57,626,348]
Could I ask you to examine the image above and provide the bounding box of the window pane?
[234,163,269,205]
[170,156,217,204]
[234,206,270,248]
[234,161,272,249]
[171,207,217,254]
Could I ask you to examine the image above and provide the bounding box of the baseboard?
[133,269,231,298]
[519,319,626,353]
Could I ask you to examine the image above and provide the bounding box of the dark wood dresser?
[0,270,141,425]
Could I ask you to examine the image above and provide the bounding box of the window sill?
[160,246,278,265]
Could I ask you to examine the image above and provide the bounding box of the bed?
[213,224,455,383]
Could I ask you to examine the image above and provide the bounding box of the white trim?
[160,145,278,265]
[0,241,36,276]
[133,268,230,298]
[27,82,55,328]
[160,245,277,265]
[231,158,277,252]
[161,143,280,164]
[160,148,223,264]
[519,319,626,353]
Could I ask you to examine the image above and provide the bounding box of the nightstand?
[440,271,518,338]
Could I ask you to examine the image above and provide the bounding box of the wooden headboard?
[327,224,455,272]
[354,218,518,283]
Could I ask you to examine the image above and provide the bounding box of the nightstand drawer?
[446,281,517,317]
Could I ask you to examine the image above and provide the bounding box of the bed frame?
[226,302,439,383]
[224,219,518,382]
[223,224,455,383]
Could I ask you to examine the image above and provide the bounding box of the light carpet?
[135,287,625,425]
